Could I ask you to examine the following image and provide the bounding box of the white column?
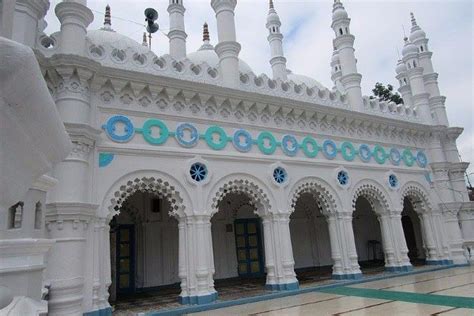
[262,217,277,287]
[179,215,216,304]
[55,0,93,55]
[441,209,466,264]
[12,0,50,47]
[168,0,187,60]
[211,0,241,87]
[335,211,362,279]
[326,214,344,277]
[378,214,397,269]
[389,211,412,269]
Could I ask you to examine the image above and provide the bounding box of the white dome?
[287,72,325,90]
[409,29,426,43]
[187,43,254,75]
[395,60,407,75]
[86,29,148,54]
[402,39,418,57]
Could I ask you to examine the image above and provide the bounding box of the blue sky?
[45,0,473,183]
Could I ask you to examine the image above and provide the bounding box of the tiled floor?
[111,264,446,315]
[189,265,474,316]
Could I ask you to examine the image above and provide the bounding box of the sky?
[45,0,474,184]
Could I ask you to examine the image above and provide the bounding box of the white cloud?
[45,0,473,183]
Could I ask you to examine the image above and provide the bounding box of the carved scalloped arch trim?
[352,181,391,214]
[289,180,338,215]
[400,183,432,214]
[108,176,185,220]
[210,178,271,216]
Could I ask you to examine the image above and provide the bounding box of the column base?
[83,307,112,316]
[265,282,299,291]
[385,265,413,273]
[179,292,218,305]
[426,259,454,266]
[332,273,363,280]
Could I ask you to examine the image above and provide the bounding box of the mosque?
[0,0,473,315]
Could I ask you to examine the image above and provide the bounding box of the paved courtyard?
[189,266,474,316]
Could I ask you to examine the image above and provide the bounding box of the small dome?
[287,70,325,90]
[402,38,418,57]
[409,29,426,43]
[187,44,254,75]
[395,60,407,75]
[267,10,281,25]
[87,29,149,54]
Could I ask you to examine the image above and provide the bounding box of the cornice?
[31,175,59,192]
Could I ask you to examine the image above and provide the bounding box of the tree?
[371,82,404,105]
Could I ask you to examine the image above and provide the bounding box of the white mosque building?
[0,0,473,315]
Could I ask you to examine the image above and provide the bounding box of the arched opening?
[352,196,385,271]
[402,197,426,266]
[290,192,332,283]
[109,192,180,309]
[211,191,266,292]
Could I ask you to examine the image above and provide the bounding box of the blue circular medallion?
[273,167,287,184]
[337,170,350,186]
[359,144,372,162]
[390,148,401,166]
[389,174,398,188]
[190,162,208,182]
[302,136,319,158]
[341,142,356,161]
[233,129,253,153]
[176,123,199,148]
[103,115,134,143]
[281,135,299,157]
[322,140,338,160]
[416,151,428,168]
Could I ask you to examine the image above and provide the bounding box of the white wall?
[290,193,332,269]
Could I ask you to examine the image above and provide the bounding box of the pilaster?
[385,210,412,272]
[441,204,467,264]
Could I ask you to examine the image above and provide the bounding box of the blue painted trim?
[332,273,363,280]
[178,292,218,305]
[99,153,114,168]
[426,259,453,266]
[265,281,299,291]
[84,307,112,316]
[385,265,413,273]
[145,265,462,316]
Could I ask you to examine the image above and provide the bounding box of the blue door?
[234,219,265,277]
[116,225,135,294]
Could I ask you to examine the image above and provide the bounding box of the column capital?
[55,1,94,31]
[211,0,237,13]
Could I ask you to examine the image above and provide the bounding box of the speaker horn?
[146,23,159,34]
[144,8,158,22]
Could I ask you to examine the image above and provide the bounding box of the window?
[420,46,424,52]
[337,170,349,186]
[413,60,417,68]
[339,28,343,35]
[273,167,287,184]
[8,202,24,229]
[190,162,208,182]
[34,202,42,229]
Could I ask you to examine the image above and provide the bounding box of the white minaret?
[211,0,241,87]
[330,48,344,92]
[331,0,363,110]
[266,0,287,81]
[395,59,413,108]
[55,0,94,55]
[401,37,432,123]
[168,0,187,60]
[10,0,50,47]
[409,12,449,126]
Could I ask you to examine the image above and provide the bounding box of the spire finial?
[104,4,111,27]
[203,22,210,42]
[410,12,417,27]
[269,0,274,9]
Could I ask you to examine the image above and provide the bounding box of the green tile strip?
[319,286,474,309]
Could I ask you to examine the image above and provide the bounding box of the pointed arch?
[100,170,192,221]
[288,177,341,216]
[351,179,392,214]
[400,181,433,214]
[207,173,274,217]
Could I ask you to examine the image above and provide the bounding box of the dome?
[332,1,348,20]
[395,60,407,75]
[86,29,149,54]
[267,10,281,25]
[187,43,254,75]
[409,29,426,43]
[402,39,418,57]
[287,71,325,90]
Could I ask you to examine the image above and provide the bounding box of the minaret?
[199,22,214,51]
[142,32,148,47]
[401,37,432,123]
[55,0,94,55]
[11,0,50,47]
[330,48,344,92]
[409,12,449,126]
[395,59,413,108]
[211,0,241,87]
[266,0,287,81]
[168,0,187,60]
[331,0,363,110]
[101,4,113,31]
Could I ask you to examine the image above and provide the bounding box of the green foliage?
[371,82,404,105]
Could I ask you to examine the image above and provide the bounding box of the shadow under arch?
[400,181,434,214]
[351,178,393,215]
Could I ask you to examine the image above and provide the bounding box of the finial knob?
[104,4,111,27]
[203,22,210,42]
[269,0,274,9]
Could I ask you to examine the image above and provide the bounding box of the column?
[178,215,217,305]
[265,213,298,291]
[333,211,362,279]
[262,216,277,287]
[326,214,344,277]
[441,209,465,264]
[387,210,412,271]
